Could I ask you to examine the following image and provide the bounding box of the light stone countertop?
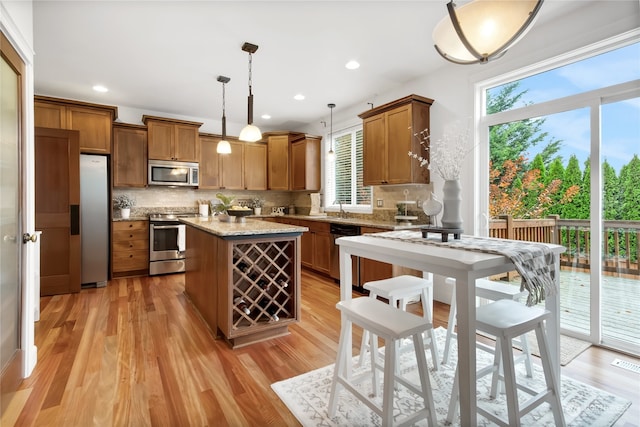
[180,216,308,237]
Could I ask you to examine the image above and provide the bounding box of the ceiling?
[32,1,581,133]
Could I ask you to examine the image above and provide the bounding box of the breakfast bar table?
[336,231,565,427]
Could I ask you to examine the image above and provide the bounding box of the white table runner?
[366,230,558,306]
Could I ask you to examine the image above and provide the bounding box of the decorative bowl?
[226,209,253,222]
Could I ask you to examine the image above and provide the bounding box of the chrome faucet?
[335,200,347,218]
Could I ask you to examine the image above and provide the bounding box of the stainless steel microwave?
[148,160,199,187]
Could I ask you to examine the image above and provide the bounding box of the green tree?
[546,157,566,215]
[487,82,562,172]
[602,160,620,220]
[620,154,640,221]
[561,155,583,219]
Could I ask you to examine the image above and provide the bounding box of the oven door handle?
[177,225,186,252]
[152,225,181,230]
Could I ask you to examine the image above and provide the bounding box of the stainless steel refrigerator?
[80,154,108,287]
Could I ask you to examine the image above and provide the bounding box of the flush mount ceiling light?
[345,60,360,70]
[294,94,305,101]
[433,0,544,65]
[239,42,262,142]
[216,75,232,154]
[327,103,336,161]
[92,84,108,93]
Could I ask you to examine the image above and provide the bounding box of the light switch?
[376,199,383,207]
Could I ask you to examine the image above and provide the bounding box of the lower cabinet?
[359,226,393,284]
[112,220,149,277]
[293,219,330,275]
[185,225,301,348]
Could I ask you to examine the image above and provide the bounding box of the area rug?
[272,328,630,426]
[488,330,591,366]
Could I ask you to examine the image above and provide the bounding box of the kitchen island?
[181,217,308,348]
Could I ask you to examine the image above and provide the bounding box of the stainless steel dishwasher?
[330,223,363,292]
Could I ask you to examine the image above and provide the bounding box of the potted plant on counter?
[251,197,265,215]
[114,194,136,219]
[214,193,235,222]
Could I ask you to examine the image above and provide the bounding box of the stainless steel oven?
[149,213,190,275]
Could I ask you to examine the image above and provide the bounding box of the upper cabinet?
[291,134,321,191]
[143,115,202,162]
[266,132,292,190]
[199,134,267,190]
[34,95,117,154]
[113,123,147,188]
[265,131,322,191]
[358,94,433,185]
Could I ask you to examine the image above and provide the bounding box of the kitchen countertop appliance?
[330,223,362,292]
[149,213,192,275]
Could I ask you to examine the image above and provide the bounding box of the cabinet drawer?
[113,238,149,251]
[113,229,147,242]
[113,220,148,232]
[113,250,149,272]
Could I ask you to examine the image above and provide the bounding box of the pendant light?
[216,75,232,154]
[433,0,543,65]
[239,42,262,142]
[327,103,336,161]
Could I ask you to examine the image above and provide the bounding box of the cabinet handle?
[129,234,133,238]
[129,254,133,258]
[129,224,133,228]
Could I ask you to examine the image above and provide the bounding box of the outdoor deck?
[558,270,639,348]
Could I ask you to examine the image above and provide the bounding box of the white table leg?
[455,273,477,427]
[545,253,562,382]
[339,245,354,378]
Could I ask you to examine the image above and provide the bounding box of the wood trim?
[142,114,203,128]
[358,94,434,119]
[34,95,118,119]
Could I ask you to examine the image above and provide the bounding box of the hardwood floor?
[2,270,639,426]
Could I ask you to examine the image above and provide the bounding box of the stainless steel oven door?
[150,223,186,261]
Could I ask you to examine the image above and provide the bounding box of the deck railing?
[489,215,640,278]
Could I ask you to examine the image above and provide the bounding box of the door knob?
[23,233,38,243]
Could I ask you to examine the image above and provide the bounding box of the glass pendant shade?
[326,149,335,161]
[217,139,231,154]
[239,124,262,142]
[433,0,543,64]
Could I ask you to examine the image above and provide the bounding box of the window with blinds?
[325,126,371,209]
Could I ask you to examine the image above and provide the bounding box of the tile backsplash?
[113,183,435,224]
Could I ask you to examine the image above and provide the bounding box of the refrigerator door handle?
[70,204,80,235]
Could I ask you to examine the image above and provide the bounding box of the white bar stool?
[358,275,439,371]
[442,277,533,379]
[328,297,438,427]
[446,299,565,427]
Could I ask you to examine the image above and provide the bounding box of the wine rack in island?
[220,236,301,348]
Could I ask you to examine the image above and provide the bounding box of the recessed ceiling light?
[294,94,305,101]
[92,85,108,93]
[345,60,360,70]
[261,114,271,120]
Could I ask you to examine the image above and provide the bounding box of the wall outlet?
[376,199,383,207]
[417,199,422,208]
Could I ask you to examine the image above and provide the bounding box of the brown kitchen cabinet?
[112,220,149,277]
[358,226,393,283]
[185,225,301,348]
[359,94,433,185]
[143,115,202,162]
[34,95,117,154]
[297,219,331,275]
[113,123,147,187]
[199,134,267,190]
[291,134,322,191]
[265,131,322,191]
[266,132,292,190]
